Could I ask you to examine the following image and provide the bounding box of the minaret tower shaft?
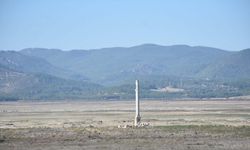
[135,80,141,126]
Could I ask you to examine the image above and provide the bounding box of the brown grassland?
[0,99,250,150]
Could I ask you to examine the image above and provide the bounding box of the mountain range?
[0,44,250,100]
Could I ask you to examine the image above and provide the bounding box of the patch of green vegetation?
[71,127,86,134]
[155,125,250,137]
[155,125,198,132]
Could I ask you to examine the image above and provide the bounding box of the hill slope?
[0,51,88,81]
[0,66,101,100]
[198,49,250,79]
[21,44,231,85]
[1,44,250,100]
[0,51,101,100]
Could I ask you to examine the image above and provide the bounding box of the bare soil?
[0,100,250,150]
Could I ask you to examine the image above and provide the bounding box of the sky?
[0,0,249,51]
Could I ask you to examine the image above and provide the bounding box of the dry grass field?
[0,99,250,150]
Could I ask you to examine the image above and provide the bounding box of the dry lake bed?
[0,99,250,150]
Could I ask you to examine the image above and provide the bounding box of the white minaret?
[135,80,141,126]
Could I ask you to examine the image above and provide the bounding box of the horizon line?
[1,43,249,52]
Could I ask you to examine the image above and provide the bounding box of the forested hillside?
[1,44,249,100]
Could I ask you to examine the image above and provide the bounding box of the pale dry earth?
[0,99,250,150]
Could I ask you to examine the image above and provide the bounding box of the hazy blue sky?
[0,0,249,50]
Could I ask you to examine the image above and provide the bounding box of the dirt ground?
[0,99,250,150]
